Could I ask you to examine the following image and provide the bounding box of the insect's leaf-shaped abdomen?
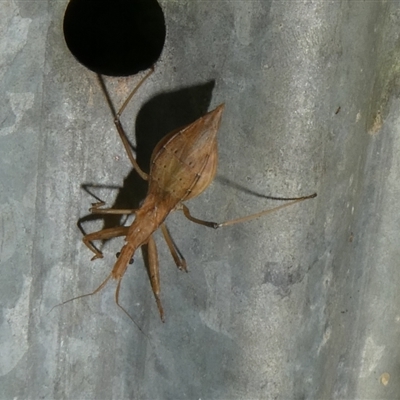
[148,104,224,203]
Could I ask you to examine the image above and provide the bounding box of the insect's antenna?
[115,278,151,340]
[49,272,112,314]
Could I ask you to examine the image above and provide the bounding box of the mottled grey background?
[1,1,400,399]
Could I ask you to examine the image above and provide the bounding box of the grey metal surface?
[1,1,400,399]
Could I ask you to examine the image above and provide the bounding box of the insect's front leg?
[83,226,129,260]
[89,201,138,215]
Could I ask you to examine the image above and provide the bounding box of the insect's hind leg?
[97,68,154,181]
[178,193,317,228]
[83,226,129,261]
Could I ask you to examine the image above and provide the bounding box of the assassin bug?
[55,68,316,326]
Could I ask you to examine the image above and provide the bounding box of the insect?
[56,68,316,326]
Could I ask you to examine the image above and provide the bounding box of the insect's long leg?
[217,193,317,227]
[83,226,129,260]
[89,201,138,215]
[146,235,164,322]
[97,67,154,181]
[178,203,219,228]
[160,223,187,271]
[116,66,154,118]
[113,113,148,181]
[179,193,317,229]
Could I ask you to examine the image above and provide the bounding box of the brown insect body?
[55,69,316,327]
[111,104,224,296]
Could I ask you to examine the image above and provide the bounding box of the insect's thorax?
[128,195,171,244]
[111,195,173,280]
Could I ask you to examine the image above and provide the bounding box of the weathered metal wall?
[1,1,400,398]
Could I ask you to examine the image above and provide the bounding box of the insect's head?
[116,252,134,265]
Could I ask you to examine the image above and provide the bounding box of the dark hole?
[63,0,166,76]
